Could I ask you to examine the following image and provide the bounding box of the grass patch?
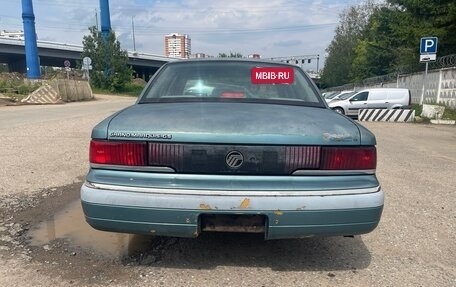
[411,104,422,116]
[91,82,145,97]
[442,106,456,120]
[0,74,42,103]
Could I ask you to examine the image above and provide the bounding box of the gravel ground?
[0,97,455,286]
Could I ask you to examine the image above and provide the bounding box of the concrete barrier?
[22,79,93,104]
[358,109,415,122]
[51,79,93,102]
[21,83,60,104]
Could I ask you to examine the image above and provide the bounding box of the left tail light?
[90,140,146,166]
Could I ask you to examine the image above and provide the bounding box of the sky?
[0,0,365,70]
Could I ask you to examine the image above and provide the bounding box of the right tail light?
[320,147,376,170]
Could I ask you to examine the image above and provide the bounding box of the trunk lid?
[107,102,361,145]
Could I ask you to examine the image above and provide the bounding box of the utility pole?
[95,9,99,30]
[132,16,136,51]
[21,0,40,79]
[99,0,111,41]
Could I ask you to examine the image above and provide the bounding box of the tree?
[82,26,132,91]
[350,0,456,80]
[385,0,456,65]
[320,1,377,87]
[322,0,456,87]
[350,6,399,81]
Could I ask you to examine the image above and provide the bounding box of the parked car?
[328,88,412,116]
[324,90,356,103]
[81,59,383,239]
[321,91,338,98]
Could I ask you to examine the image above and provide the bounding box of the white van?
[328,88,411,116]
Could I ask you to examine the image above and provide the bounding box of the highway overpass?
[0,38,175,80]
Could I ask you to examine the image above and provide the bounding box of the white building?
[164,33,191,58]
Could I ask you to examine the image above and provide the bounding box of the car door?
[347,91,368,116]
[367,90,388,109]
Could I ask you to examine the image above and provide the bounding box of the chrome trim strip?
[85,181,381,197]
[89,164,374,176]
[90,164,175,173]
[81,185,384,211]
[292,169,376,176]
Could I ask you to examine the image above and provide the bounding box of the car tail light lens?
[320,147,376,170]
[90,140,146,166]
[149,143,184,170]
[285,146,321,172]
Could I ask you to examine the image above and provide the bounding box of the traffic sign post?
[64,59,71,80]
[420,37,438,54]
[82,57,92,81]
[419,37,438,105]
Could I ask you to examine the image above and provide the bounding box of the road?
[0,96,455,287]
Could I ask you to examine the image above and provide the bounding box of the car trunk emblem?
[226,151,244,169]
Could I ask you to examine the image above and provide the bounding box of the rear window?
[139,61,323,106]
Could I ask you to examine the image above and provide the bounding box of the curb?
[430,119,456,125]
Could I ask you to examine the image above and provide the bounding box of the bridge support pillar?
[22,0,41,79]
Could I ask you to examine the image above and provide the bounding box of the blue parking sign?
[420,37,438,54]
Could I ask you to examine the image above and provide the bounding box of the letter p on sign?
[420,37,438,54]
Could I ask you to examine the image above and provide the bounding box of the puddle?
[29,200,152,258]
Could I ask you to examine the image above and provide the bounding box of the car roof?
[356,88,409,92]
[166,58,298,67]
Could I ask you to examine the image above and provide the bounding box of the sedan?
[324,91,356,103]
[81,59,383,240]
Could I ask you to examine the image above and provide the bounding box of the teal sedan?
[81,59,383,239]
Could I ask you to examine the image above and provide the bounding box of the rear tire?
[333,107,344,115]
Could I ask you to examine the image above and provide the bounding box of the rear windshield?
[139,61,324,107]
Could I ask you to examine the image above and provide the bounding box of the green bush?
[91,80,145,97]
[442,107,456,120]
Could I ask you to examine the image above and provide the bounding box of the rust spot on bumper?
[239,198,250,209]
[199,204,212,210]
[274,210,284,216]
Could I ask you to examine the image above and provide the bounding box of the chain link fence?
[324,54,456,93]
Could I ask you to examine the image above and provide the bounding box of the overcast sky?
[0,0,364,69]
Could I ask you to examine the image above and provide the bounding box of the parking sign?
[420,37,438,54]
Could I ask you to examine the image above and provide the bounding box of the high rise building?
[165,33,191,58]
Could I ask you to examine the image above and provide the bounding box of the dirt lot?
[0,96,455,286]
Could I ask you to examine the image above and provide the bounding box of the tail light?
[149,143,184,170]
[90,140,146,166]
[285,146,376,172]
[285,146,320,172]
[320,147,376,170]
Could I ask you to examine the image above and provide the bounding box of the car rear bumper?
[81,182,384,239]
